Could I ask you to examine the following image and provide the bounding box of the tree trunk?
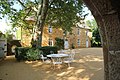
[36,0,49,47]
[83,0,120,80]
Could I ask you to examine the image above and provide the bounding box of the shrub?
[39,46,58,56]
[26,48,42,61]
[15,46,58,61]
[15,47,30,61]
[54,37,64,50]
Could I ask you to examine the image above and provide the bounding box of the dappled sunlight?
[75,69,85,74]
[25,60,53,71]
[25,60,40,64]
[5,55,15,61]
[87,57,103,62]
[56,67,75,77]
[67,66,74,70]
[0,48,104,80]
[78,59,86,63]
[46,71,50,73]
[57,71,71,76]
[67,76,78,80]
[25,60,43,67]
[32,62,43,67]
[83,55,103,62]
[78,75,91,80]
[23,48,103,80]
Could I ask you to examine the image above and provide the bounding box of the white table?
[47,54,69,68]
[47,54,68,58]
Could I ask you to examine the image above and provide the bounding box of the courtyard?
[0,48,104,80]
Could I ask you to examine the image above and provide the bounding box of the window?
[77,39,80,46]
[77,28,80,35]
[48,25,52,33]
[86,30,88,36]
[48,38,53,46]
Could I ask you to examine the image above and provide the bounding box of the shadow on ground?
[0,48,104,80]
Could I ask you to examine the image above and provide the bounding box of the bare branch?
[17,0,26,8]
[35,0,38,5]
[23,7,32,20]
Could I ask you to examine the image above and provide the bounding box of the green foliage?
[0,0,84,47]
[39,46,58,56]
[0,0,17,18]
[0,0,84,32]
[86,19,101,47]
[46,0,84,31]
[15,46,58,61]
[92,28,101,47]
[0,30,14,42]
[54,37,64,50]
[0,0,36,32]
[26,48,42,61]
[4,30,14,42]
[0,31,5,38]
[31,38,37,48]
[15,47,30,61]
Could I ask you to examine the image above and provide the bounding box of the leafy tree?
[54,37,64,50]
[0,30,14,41]
[0,31,5,38]
[0,0,84,47]
[86,19,101,47]
[4,30,14,42]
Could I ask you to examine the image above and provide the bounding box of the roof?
[76,22,91,30]
[25,16,35,22]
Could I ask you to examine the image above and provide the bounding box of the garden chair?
[40,54,52,66]
[40,54,47,62]
[58,49,64,54]
[51,57,63,69]
[63,50,75,67]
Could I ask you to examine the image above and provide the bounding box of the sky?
[0,18,11,33]
[83,7,94,21]
[0,3,94,33]
[0,2,22,33]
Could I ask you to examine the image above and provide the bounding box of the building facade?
[16,23,92,48]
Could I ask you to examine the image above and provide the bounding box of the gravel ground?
[0,48,104,80]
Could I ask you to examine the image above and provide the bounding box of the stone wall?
[20,25,92,48]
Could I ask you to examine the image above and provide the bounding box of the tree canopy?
[0,0,85,47]
[0,0,84,31]
[86,19,101,47]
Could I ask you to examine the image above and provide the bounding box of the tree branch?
[35,0,38,5]
[17,0,26,8]
[23,7,32,21]
[49,0,54,7]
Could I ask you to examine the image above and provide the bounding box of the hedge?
[15,47,30,61]
[15,46,58,61]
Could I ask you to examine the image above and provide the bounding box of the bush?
[15,47,30,61]
[39,46,58,56]
[26,48,43,61]
[15,46,58,61]
[54,37,64,50]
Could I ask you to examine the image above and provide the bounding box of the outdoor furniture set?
[40,50,75,69]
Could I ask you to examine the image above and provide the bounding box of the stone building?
[16,22,92,48]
